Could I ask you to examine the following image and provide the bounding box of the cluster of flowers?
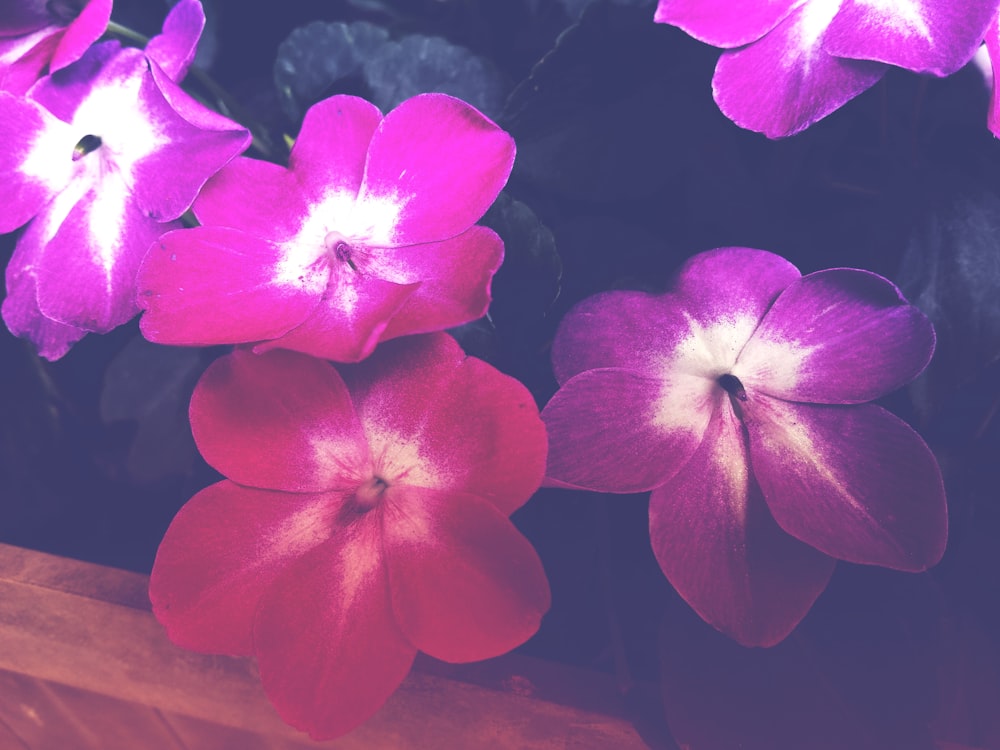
[0,0,949,740]
[655,0,1000,137]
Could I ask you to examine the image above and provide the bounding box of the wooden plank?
[0,543,650,748]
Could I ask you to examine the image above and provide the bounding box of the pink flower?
[0,1,250,359]
[149,332,550,739]
[541,247,946,647]
[137,93,514,363]
[655,0,1000,137]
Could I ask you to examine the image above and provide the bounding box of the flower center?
[718,373,747,401]
[353,476,389,512]
[72,134,102,162]
[324,232,358,272]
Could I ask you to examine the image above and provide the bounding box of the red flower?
[149,332,550,739]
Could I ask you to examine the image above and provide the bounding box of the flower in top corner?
[136,92,515,363]
[0,2,250,360]
[148,332,550,739]
[655,0,1000,137]
[541,247,946,647]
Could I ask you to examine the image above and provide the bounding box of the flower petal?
[654,0,806,47]
[736,269,935,403]
[361,93,515,245]
[541,368,714,493]
[383,486,550,663]
[149,481,344,654]
[341,333,547,514]
[253,515,417,740]
[144,0,203,82]
[49,0,113,73]
[988,16,1000,138]
[712,2,887,138]
[649,401,837,647]
[747,397,948,571]
[137,226,326,346]
[823,0,996,76]
[376,225,505,342]
[189,348,370,493]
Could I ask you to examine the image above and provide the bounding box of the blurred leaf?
[99,335,206,483]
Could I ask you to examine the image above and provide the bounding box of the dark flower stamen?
[72,134,102,161]
[718,373,747,401]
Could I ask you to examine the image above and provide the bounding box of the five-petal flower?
[149,332,550,739]
[137,92,514,363]
[655,0,1000,137]
[541,247,946,646]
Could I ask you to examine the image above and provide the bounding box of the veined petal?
[149,482,344,655]
[713,1,887,138]
[654,0,807,47]
[189,349,370,493]
[736,269,935,403]
[137,226,326,346]
[747,397,948,571]
[254,270,418,363]
[253,516,417,740]
[376,226,504,342]
[823,0,997,76]
[382,486,550,663]
[341,333,547,514]
[360,93,515,246]
[144,0,204,82]
[541,368,715,494]
[49,0,112,73]
[649,402,836,647]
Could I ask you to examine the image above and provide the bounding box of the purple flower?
[541,247,947,646]
[137,93,514,363]
[655,0,1000,137]
[0,0,112,94]
[0,1,250,359]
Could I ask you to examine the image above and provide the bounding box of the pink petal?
[747,397,948,571]
[253,516,417,740]
[654,0,805,47]
[541,368,714,493]
[0,32,59,94]
[137,226,326,346]
[361,93,515,246]
[376,225,504,341]
[147,55,252,136]
[49,0,112,73]
[144,0,204,82]
[341,333,547,515]
[189,348,370,493]
[649,401,837,647]
[713,4,887,138]
[289,95,383,206]
[382,486,550,663]
[149,481,344,654]
[987,15,1000,138]
[737,269,936,403]
[254,270,418,363]
[823,0,996,76]
[191,157,308,242]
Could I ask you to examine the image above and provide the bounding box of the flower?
[0,0,112,94]
[0,1,250,360]
[540,247,946,646]
[148,332,550,739]
[136,92,514,363]
[655,0,1000,137]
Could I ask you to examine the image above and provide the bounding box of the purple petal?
[29,39,121,121]
[144,0,204,82]
[0,3,52,36]
[137,226,326,346]
[361,93,515,246]
[747,397,948,571]
[654,0,805,47]
[823,0,997,76]
[0,30,59,94]
[49,0,112,73]
[649,401,837,647]
[987,15,1000,138]
[736,269,936,403]
[713,4,887,138]
[541,368,715,493]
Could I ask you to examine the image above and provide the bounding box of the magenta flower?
[149,332,550,739]
[541,247,946,646]
[0,0,112,94]
[0,3,250,360]
[137,93,514,363]
[655,0,1000,137]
